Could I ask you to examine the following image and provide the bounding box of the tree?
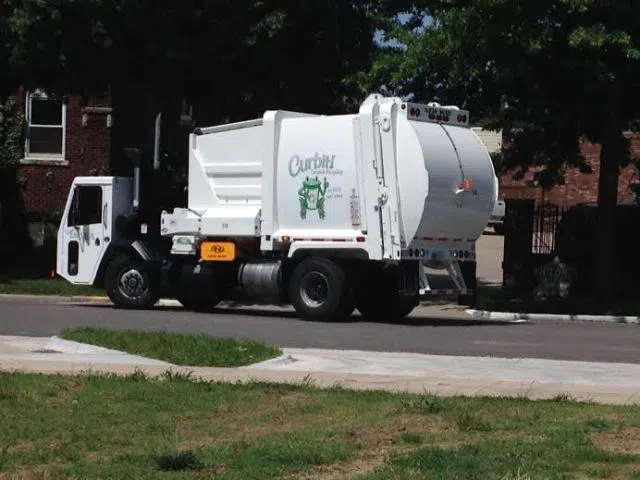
[356,0,640,306]
[3,0,376,122]
[1,0,376,214]
[0,96,30,270]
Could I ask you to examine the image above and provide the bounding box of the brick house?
[18,87,113,216]
[10,87,113,267]
[475,128,640,206]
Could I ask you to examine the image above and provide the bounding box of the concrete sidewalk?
[1,335,638,406]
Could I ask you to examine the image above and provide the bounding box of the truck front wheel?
[104,254,160,309]
[289,257,355,322]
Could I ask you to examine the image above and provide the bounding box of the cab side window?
[68,186,102,226]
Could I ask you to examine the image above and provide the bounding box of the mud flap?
[399,260,420,297]
[457,260,477,306]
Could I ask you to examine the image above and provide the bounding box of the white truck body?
[161,95,496,272]
[56,94,497,321]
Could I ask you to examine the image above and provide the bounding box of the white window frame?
[21,89,68,166]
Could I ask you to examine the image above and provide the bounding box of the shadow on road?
[73,303,519,328]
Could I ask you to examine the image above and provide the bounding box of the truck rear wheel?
[174,262,223,312]
[176,294,221,312]
[104,254,160,309]
[289,257,355,322]
[357,294,418,322]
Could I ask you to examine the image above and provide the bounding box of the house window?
[24,89,66,163]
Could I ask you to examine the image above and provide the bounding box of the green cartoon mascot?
[298,176,329,220]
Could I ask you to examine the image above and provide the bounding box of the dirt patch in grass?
[592,426,640,455]
[174,391,312,449]
[577,461,640,480]
[294,415,447,480]
[0,467,62,480]
[293,449,392,480]
[5,442,35,455]
[343,414,448,448]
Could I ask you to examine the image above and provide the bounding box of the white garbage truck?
[56,94,497,322]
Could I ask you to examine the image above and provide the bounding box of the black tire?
[176,292,221,312]
[104,254,160,309]
[493,223,505,235]
[288,257,355,322]
[357,294,418,322]
[174,263,222,312]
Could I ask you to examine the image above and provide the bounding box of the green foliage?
[2,1,376,117]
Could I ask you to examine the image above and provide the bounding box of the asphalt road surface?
[1,296,638,364]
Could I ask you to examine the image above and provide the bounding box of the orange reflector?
[462,178,473,191]
[200,241,236,261]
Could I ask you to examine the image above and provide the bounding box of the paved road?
[1,296,637,364]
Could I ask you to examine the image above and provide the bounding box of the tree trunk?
[595,125,622,309]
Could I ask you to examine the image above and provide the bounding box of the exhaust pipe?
[153,112,162,171]
[123,147,142,214]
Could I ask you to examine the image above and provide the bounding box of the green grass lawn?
[59,327,282,367]
[0,372,638,479]
[0,277,103,296]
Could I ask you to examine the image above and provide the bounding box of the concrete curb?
[466,309,640,325]
[0,293,110,303]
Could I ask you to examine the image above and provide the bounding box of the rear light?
[401,103,406,110]
[356,236,366,243]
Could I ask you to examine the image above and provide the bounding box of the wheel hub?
[300,271,329,308]
[119,268,147,299]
